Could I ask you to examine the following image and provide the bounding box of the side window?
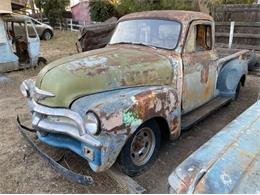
[196,24,212,51]
[0,19,7,43]
[27,21,37,38]
[185,23,212,53]
[13,22,26,37]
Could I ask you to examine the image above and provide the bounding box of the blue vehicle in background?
[0,12,46,73]
[168,100,260,193]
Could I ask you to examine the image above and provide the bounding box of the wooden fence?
[214,4,260,51]
[41,18,85,31]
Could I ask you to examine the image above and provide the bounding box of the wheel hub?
[130,127,156,166]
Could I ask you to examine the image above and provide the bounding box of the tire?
[234,82,241,101]
[42,30,52,40]
[37,57,47,66]
[118,120,161,177]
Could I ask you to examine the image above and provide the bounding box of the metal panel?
[168,100,260,193]
[0,16,18,72]
[26,19,40,65]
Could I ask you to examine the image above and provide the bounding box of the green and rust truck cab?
[19,11,251,181]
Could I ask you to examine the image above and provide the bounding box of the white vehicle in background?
[0,12,46,73]
[29,18,54,40]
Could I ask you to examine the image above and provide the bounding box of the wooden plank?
[215,7,260,12]
[249,69,260,76]
[216,32,260,39]
[216,43,260,51]
[216,22,260,27]
[106,166,146,194]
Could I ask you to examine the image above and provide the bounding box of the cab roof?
[119,10,213,24]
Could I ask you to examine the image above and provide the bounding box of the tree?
[29,0,36,14]
[34,0,69,26]
[88,0,256,22]
[89,0,117,22]
[115,0,193,17]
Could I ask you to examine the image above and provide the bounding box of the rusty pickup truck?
[18,10,253,184]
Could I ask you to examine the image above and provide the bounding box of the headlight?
[85,112,100,135]
[20,81,29,97]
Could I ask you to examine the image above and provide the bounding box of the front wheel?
[118,120,161,177]
[42,30,52,40]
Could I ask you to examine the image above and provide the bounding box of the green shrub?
[90,0,116,22]
[115,0,193,16]
[159,0,193,10]
[218,0,255,4]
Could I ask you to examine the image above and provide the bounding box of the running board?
[181,96,232,130]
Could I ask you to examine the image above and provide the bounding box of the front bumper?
[17,117,94,185]
[27,99,103,170]
[20,80,128,173]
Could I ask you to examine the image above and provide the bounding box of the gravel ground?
[0,30,259,193]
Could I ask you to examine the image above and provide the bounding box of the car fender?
[71,86,181,171]
[217,57,248,97]
[71,86,180,136]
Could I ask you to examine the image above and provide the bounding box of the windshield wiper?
[110,42,157,49]
[131,42,157,50]
[109,41,130,45]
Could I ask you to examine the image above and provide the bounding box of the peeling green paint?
[35,46,173,108]
[123,111,142,126]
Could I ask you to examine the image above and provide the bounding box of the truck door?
[0,17,18,72]
[182,20,218,113]
[25,19,40,66]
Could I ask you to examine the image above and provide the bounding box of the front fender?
[71,86,180,171]
[71,86,181,171]
[71,86,180,135]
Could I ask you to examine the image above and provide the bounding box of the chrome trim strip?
[22,79,35,98]
[37,119,102,148]
[34,86,55,99]
[31,100,86,136]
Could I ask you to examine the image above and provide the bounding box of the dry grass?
[40,30,79,62]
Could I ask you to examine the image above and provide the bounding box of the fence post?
[228,21,235,49]
[70,19,73,31]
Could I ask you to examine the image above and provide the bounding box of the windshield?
[109,19,181,50]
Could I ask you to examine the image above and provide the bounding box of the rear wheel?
[118,120,161,177]
[234,82,241,100]
[37,57,47,66]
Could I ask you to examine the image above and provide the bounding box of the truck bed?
[217,48,250,64]
[217,48,243,58]
[217,47,256,70]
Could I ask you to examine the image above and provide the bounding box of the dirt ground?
[0,30,259,193]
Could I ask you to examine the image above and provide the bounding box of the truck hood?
[35,46,173,107]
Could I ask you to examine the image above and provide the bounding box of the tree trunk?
[192,0,200,11]
[28,0,35,14]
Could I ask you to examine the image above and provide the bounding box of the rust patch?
[171,117,178,131]
[134,90,157,119]
[86,65,109,76]
[119,10,213,24]
[200,64,209,83]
